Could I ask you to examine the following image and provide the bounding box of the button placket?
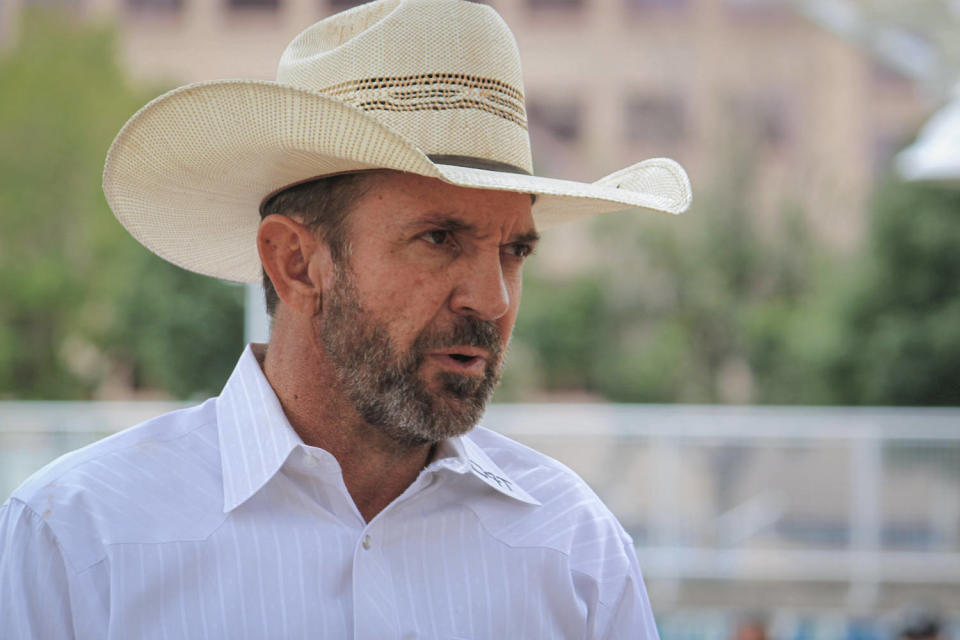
[352,522,398,637]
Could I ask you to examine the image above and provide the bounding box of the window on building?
[328,0,370,10]
[872,133,902,178]
[729,94,791,149]
[623,0,690,9]
[126,0,183,12]
[624,94,686,146]
[722,0,790,21]
[527,0,585,10]
[227,0,280,10]
[870,60,914,93]
[527,98,582,143]
[328,0,491,17]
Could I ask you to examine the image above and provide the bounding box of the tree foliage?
[824,179,960,405]
[503,148,827,404]
[503,160,960,406]
[0,11,242,399]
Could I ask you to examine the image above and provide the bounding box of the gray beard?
[318,268,505,448]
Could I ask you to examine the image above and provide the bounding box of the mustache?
[413,316,503,359]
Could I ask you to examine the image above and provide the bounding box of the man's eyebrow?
[407,214,539,245]
[509,230,541,245]
[408,213,477,233]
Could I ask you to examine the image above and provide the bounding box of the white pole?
[244,282,271,345]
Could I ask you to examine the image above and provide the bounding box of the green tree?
[501,142,830,404]
[826,179,960,405]
[0,10,243,399]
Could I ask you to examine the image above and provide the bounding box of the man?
[732,614,769,640]
[0,0,690,637]
[898,607,944,640]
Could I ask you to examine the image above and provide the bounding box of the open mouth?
[429,351,486,374]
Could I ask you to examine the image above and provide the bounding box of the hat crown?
[276,0,532,173]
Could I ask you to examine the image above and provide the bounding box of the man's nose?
[450,251,510,321]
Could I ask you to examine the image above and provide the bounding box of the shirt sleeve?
[0,498,76,639]
[593,533,661,640]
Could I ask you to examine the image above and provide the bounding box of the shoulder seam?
[14,415,219,497]
[460,500,572,558]
[7,497,83,577]
[458,500,629,601]
[570,566,620,608]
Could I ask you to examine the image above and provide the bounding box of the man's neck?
[255,340,434,523]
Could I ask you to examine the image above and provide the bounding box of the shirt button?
[362,534,372,550]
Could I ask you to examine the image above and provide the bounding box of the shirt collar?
[216,344,540,511]
[431,434,542,506]
[217,344,303,513]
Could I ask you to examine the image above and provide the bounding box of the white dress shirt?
[0,345,659,639]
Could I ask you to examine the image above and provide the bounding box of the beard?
[317,267,505,448]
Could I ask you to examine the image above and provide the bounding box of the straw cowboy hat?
[103,0,692,284]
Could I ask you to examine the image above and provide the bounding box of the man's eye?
[506,243,534,259]
[423,230,450,245]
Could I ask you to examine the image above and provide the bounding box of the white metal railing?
[3,402,959,613]
[480,404,960,612]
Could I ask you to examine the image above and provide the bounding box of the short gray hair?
[258,172,377,316]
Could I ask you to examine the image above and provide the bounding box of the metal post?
[846,432,882,611]
[649,437,682,607]
[244,282,271,345]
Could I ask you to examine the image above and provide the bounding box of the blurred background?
[1,0,959,637]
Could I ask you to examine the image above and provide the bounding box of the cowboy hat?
[103,0,692,283]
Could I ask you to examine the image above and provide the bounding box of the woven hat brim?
[103,79,692,284]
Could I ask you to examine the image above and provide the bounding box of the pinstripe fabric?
[0,346,659,639]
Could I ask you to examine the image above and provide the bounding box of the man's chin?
[429,371,493,403]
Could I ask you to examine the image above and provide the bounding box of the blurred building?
[0,0,19,51]
[5,0,933,251]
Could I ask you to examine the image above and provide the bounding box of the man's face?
[315,172,538,447]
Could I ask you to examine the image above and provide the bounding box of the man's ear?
[258,215,329,315]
